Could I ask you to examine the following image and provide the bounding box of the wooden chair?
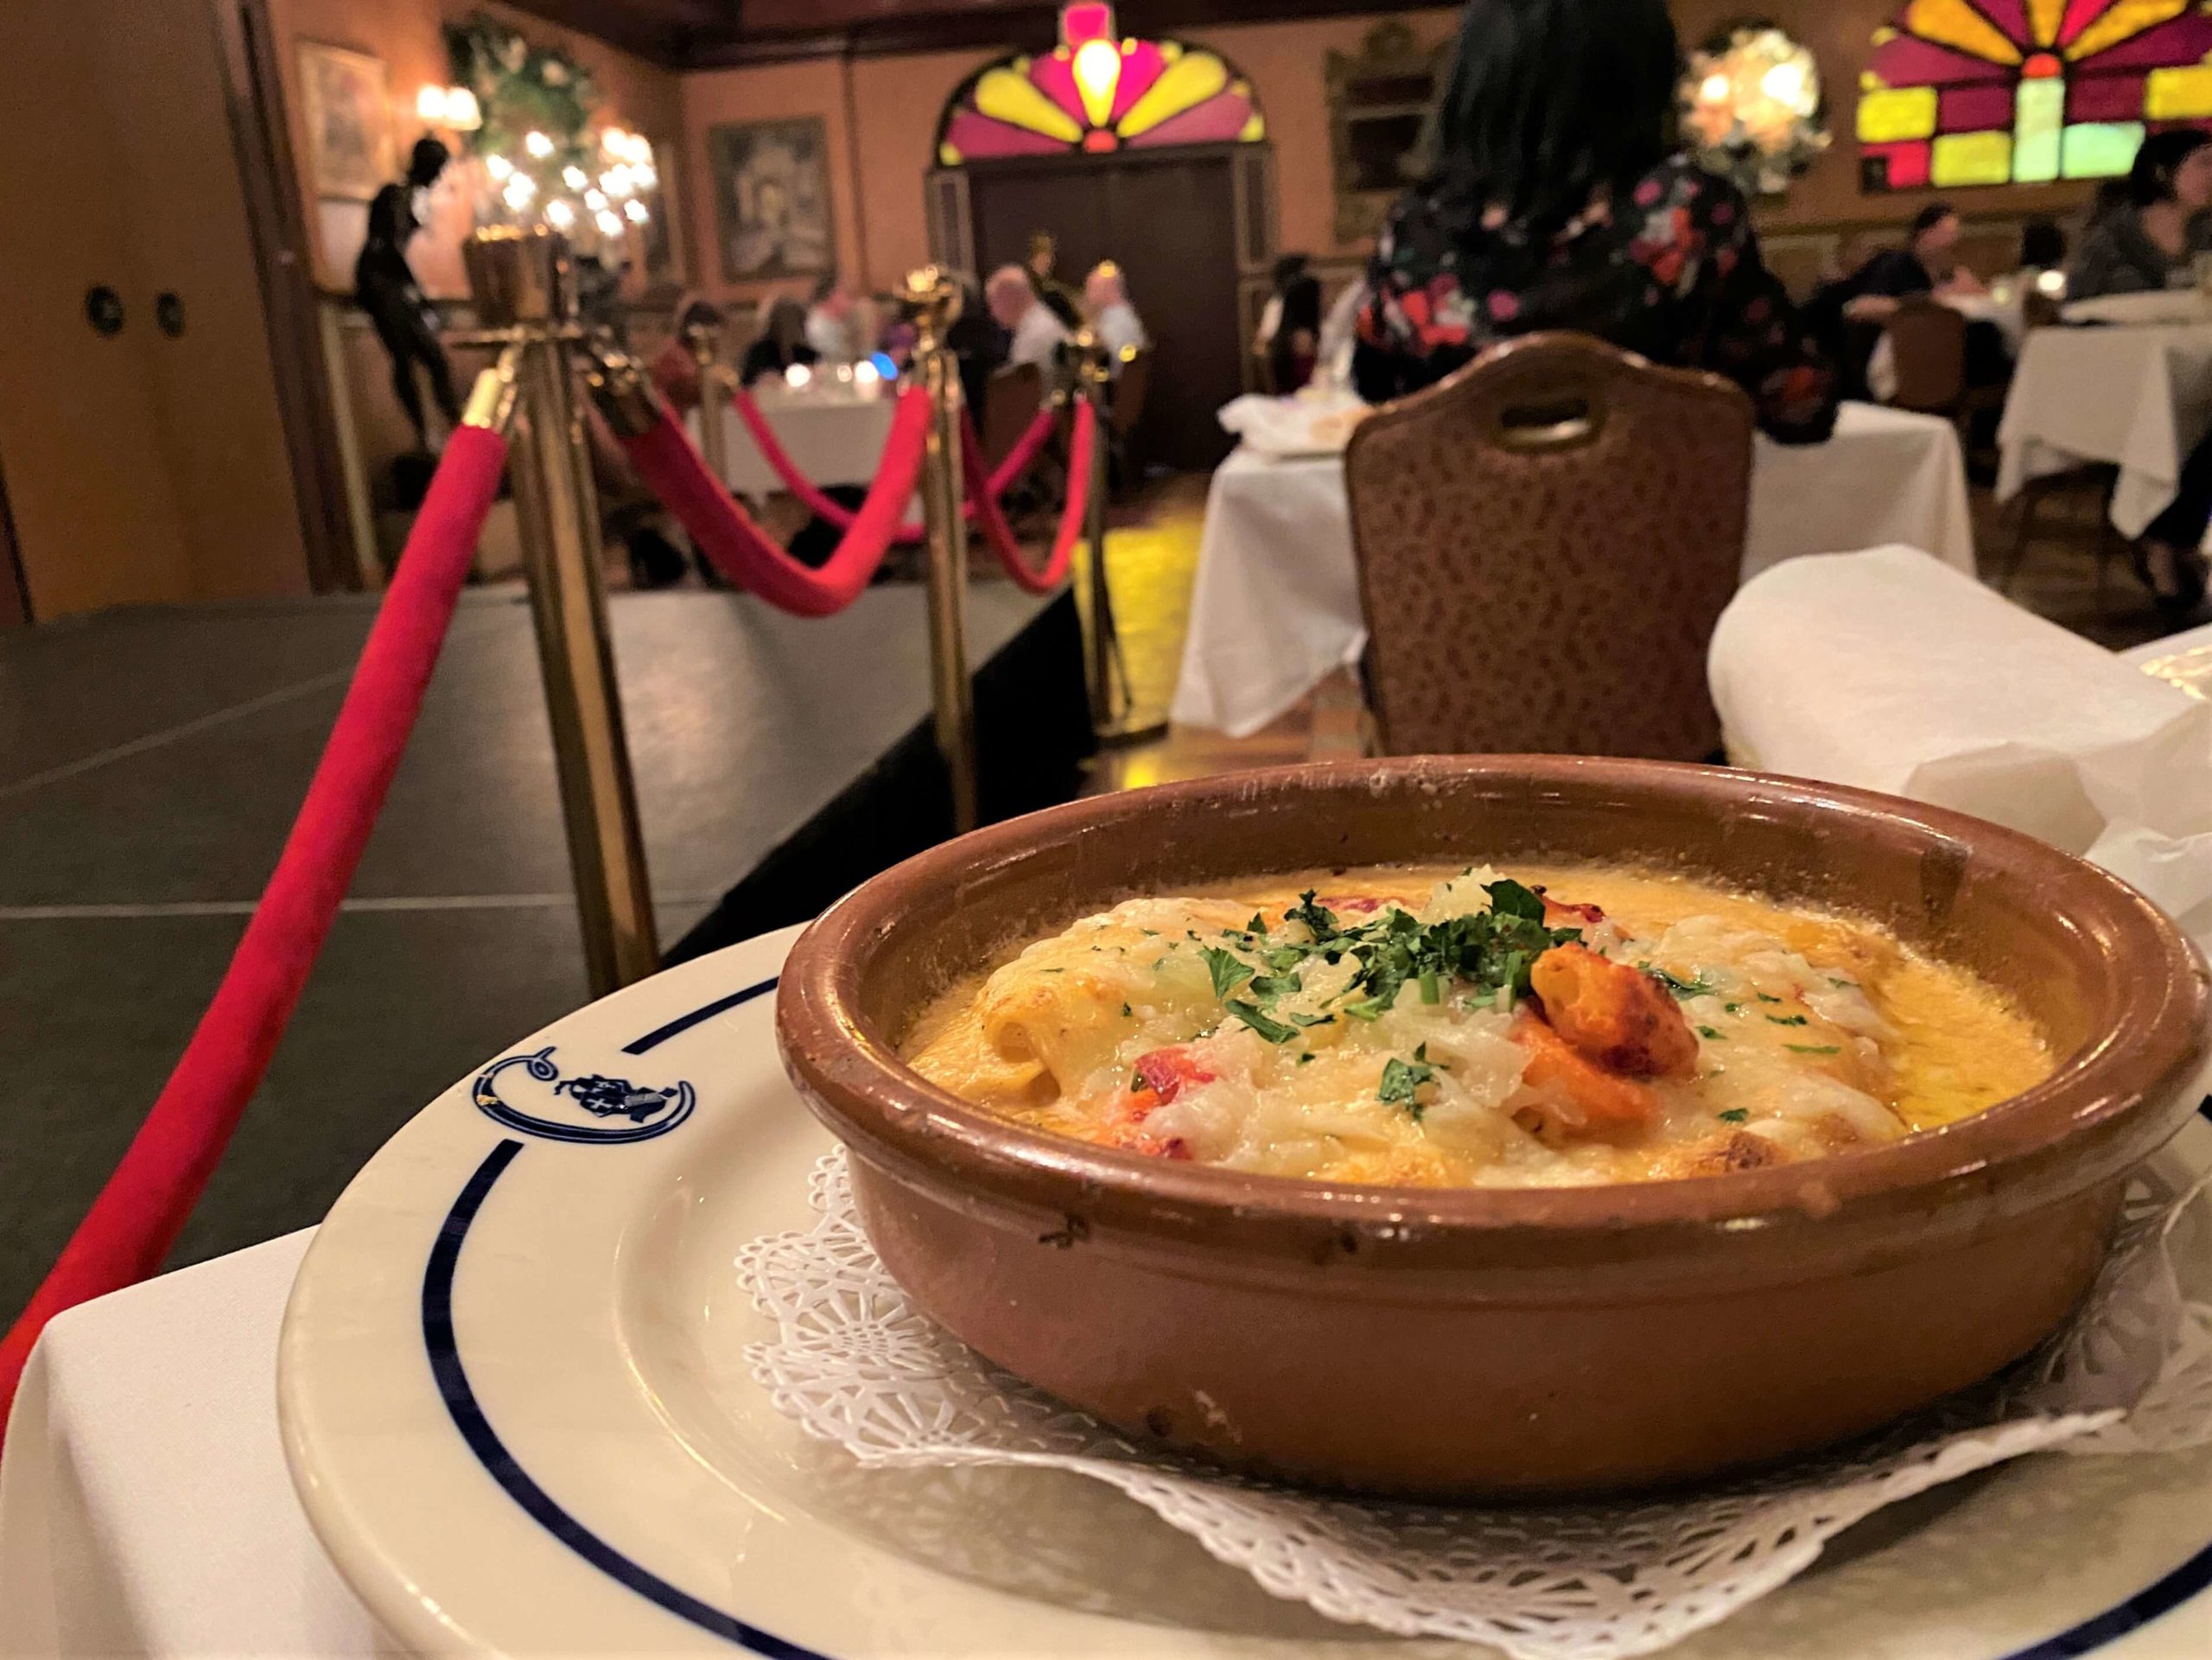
[1107,343,1153,493]
[1884,297,1969,415]
[977,361,1046,474]
[1343,333,1753,760]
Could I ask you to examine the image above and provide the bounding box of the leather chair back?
[978,361,1045,473]
[1344,332,1755,760]
[1885,297,1969,413]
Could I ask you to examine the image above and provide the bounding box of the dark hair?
[1271,252,1311,291]
[406,137,450,186]
[2130,129,2212,206]
[2018,217,2067,270]
[764,296,808,350]
[810,272,842,304]
[1426,0,1679,233]
[1279,271,1324,336]
[1909,201,1957,239]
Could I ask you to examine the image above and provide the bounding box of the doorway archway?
[924,8,1277,468]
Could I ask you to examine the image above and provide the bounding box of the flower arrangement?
[442,11,658,256]
[1680,23,1830,198]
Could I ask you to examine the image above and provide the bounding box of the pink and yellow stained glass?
[936,3,1265,165]
[1859,0,2212,188]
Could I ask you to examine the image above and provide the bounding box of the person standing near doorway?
[355,137,462,451]
[1025,232,1083,328]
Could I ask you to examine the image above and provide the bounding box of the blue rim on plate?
[416,970,2212,1658]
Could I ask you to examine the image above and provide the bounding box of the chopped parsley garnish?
[1224,1000,1299,1044]
[1755,992,1782,1004]
[1697,1025,1725,1040]
[1378,1043,1440,1116]
[1120,1002,1132,1017]
[1296,1051,1315,1064]
[1765,1014,1808,1027]
[1723,1002,1743,1015]
[1246,913,1269,935]
[1200,945,1255,1000]
[1647,967,1719,1000]
[1786,1043,1841,1055]
[1717,1109,1750,1123]
[1249,971,1303,1002]
[1484,878,1548,921]
[1828,976,1856,989]
[1418,968,1442,1004]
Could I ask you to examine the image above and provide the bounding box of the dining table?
[2,603,2208,1657]
[1171,399,1979,739]
[1996,317,2212,541]
[683,378,901,504]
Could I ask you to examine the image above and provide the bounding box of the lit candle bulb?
[562,165,587,190]
[524,130,554,158]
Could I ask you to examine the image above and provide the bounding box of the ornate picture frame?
[298,41,394,203]
[709,117,834,283]
[1325,22,1451,245]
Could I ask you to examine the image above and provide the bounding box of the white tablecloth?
[1996,322,2212,536]
[685,389,896,501]
[1172,402,1978,737]
[0,1231,389,1656]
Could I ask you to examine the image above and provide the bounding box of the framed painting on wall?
[298,41,393,202]
[709,117,833,283]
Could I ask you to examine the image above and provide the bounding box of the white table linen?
[685,385,896,501]
[0,1231,389,1657]
[1708,546,2212,942]
[2063,290,2212,328]
[1172,403,1978,737]
[1996,322,2212,537]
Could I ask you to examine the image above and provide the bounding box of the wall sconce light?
[415,86,482,130]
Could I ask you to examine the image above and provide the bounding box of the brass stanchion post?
[688,321,732,491]
[905,266,980,834]
[462,226,658,995]
[1071,331,1166,747]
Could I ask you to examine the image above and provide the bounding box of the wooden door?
[969,151,1243,470]
[0,0,309,619]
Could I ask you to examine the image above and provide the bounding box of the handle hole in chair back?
[1343,331,1754,761]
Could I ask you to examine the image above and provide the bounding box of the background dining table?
[1997,317,2212,542]
[1172,400,1978,738]
[683,379,901,503]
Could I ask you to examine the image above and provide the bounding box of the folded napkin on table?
[1215,389,1370,459]
[1709,545,2212,940]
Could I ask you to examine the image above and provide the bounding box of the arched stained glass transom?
[934,2,1267,165]
[1858,0,2212,189]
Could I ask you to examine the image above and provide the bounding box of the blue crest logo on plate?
[471,1046,696,1144]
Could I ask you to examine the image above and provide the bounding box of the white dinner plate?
[280,926,2212,1658]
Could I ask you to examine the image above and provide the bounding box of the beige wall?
[680,11,1459,303]
[677,0,2104,307]
[264,0,683,297]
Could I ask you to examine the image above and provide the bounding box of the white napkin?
[1708,546,2212,936]
[1216,390,1368,458]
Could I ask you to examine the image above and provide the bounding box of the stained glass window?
[935,3,1265,165]
[1858,0,2212,189]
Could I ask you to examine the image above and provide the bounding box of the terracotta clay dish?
[776,757,2209,1498]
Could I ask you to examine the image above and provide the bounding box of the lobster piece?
[1529,943,1698,1078]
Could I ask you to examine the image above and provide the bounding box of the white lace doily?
[739,1151,2212,1659]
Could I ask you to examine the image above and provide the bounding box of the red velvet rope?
[622,385,931,617]
[728,384,1055,536]
[0,423,512,1426]
[727,382,924,546]
[963,393,1096,595]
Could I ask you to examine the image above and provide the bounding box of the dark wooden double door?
[967,152,1243,471]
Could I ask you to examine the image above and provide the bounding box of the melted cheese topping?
[900,865,2056,1189]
